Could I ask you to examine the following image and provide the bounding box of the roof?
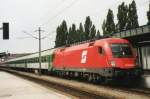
[6,48,56,62]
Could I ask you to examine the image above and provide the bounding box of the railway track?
[99,84,150,98]
[88,80,150,97]
[14,72,110,99]
[0,68,150,99]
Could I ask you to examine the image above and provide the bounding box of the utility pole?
[23,27,46,76]
[34,27,44,76]
[38,27,42,76]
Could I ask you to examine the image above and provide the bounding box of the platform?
[0,71,71,99]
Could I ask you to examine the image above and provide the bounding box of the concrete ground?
[0,71,72,99]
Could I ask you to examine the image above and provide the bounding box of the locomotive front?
[105,38,142,78]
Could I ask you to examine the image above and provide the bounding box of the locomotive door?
[97,47,108,67]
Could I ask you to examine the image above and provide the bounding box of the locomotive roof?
[59,38,129,52]
[98,38,129,43]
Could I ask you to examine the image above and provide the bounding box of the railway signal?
[3,23,9,39]
[0,22,9,40]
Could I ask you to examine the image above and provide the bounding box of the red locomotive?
[53,38,142,81]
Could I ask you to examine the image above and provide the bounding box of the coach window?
[43,57,45,62]
[41,57,43,62]
[32,58,34,63]
[37,58,39,62]
[44,57,46,62]
[46,56,48,62]
[43,56,45,62]
[99,47,105,55]
[43,57,44,62]
[34,58,36,62]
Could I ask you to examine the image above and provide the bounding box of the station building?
[113,25,150,71]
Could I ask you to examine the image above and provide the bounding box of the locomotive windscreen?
[111,43,133,58]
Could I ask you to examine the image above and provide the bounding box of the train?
[2,38,142,82]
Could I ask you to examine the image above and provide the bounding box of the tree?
[147,3,150,25]
[71,24,77,43]
[61,20,68,45]
[102,9,115,36]
[127,0,139,29]
[68,27,72,44]
[55,20,68,47]
[78,23,85,42]
[117,2,128,31]
[68,24,77,44]
[102,20,107,35]
[55,26,61,47]
[96,30,102,39]
[90,25,96,39]
[79,23,84,33]
[84,16,92,40]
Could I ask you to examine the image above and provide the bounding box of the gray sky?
[0,0,149,53]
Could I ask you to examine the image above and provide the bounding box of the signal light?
[3,23,9,39]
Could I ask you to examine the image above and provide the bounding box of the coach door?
[48,55,52,71]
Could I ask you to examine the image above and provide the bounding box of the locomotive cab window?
[111,43,132,58]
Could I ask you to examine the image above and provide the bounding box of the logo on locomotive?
[81,50,88,63]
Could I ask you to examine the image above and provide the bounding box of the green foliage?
[90,25,96,39]
[67,27,72,44]
[55,16,99,47]
[127,0,139,29]
[55,20,68,47]
[102,20,107,35]
[77,23,85,42]
[147,4,150,25]
[84,16,92,40]
[102,9,115,36]
[68,23,88,44]
[67,16,97,45]
[55,26,61,47]
[117,2,128,31]
[71,24,77,43]
[96,30,102,39]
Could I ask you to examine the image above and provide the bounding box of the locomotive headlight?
[110,60,116,67]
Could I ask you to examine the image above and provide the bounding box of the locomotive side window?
[111,43,132,58]
[98,47,105,55]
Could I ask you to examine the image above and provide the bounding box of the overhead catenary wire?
[22,31,38,39]
[20,0,79,42]
[40,0,79,27]
[38,0,69,21]
[41,30,56,39]
[17,0,77,40]
[17,30,56,40]
[16,37,35,39]
[34,0,79,42]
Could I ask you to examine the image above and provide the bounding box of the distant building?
[0,52,31,63]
